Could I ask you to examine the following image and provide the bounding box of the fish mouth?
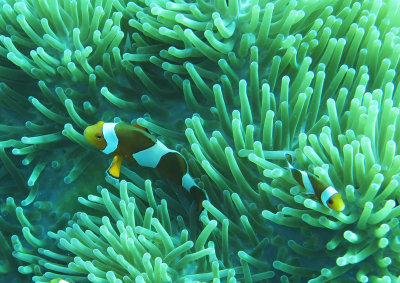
[83,127,89,140]
[336,202,345,212]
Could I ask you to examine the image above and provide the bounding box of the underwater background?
[1,0,400,282]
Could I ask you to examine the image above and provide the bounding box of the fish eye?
[328,199,333,204]
[96,134,102,139]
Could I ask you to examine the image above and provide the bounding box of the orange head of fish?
[84,121,107,151]
[327,193,345,212]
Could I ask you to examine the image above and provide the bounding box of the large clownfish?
[285,154,345,212]
[84,121,208,211]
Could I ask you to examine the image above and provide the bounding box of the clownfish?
[285,154,345,212]
[84,121,208,212]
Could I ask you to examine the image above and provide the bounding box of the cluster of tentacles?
[0,0,399,282]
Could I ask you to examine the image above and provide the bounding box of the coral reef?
[1,0,400,282]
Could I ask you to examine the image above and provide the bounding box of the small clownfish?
[84,121,208,212]
[285,154,345,212]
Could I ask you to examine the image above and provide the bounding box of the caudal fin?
[285,153,294,166]
[189,186,208,213]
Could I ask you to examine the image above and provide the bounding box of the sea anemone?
[1,0,400,282]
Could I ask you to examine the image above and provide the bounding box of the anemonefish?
[285,154,345,212]
[84,121,208,212]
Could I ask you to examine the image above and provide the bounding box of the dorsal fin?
[308,174,326,197]
[132,124,151,134]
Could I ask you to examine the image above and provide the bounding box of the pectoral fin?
[107,155,123,178]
